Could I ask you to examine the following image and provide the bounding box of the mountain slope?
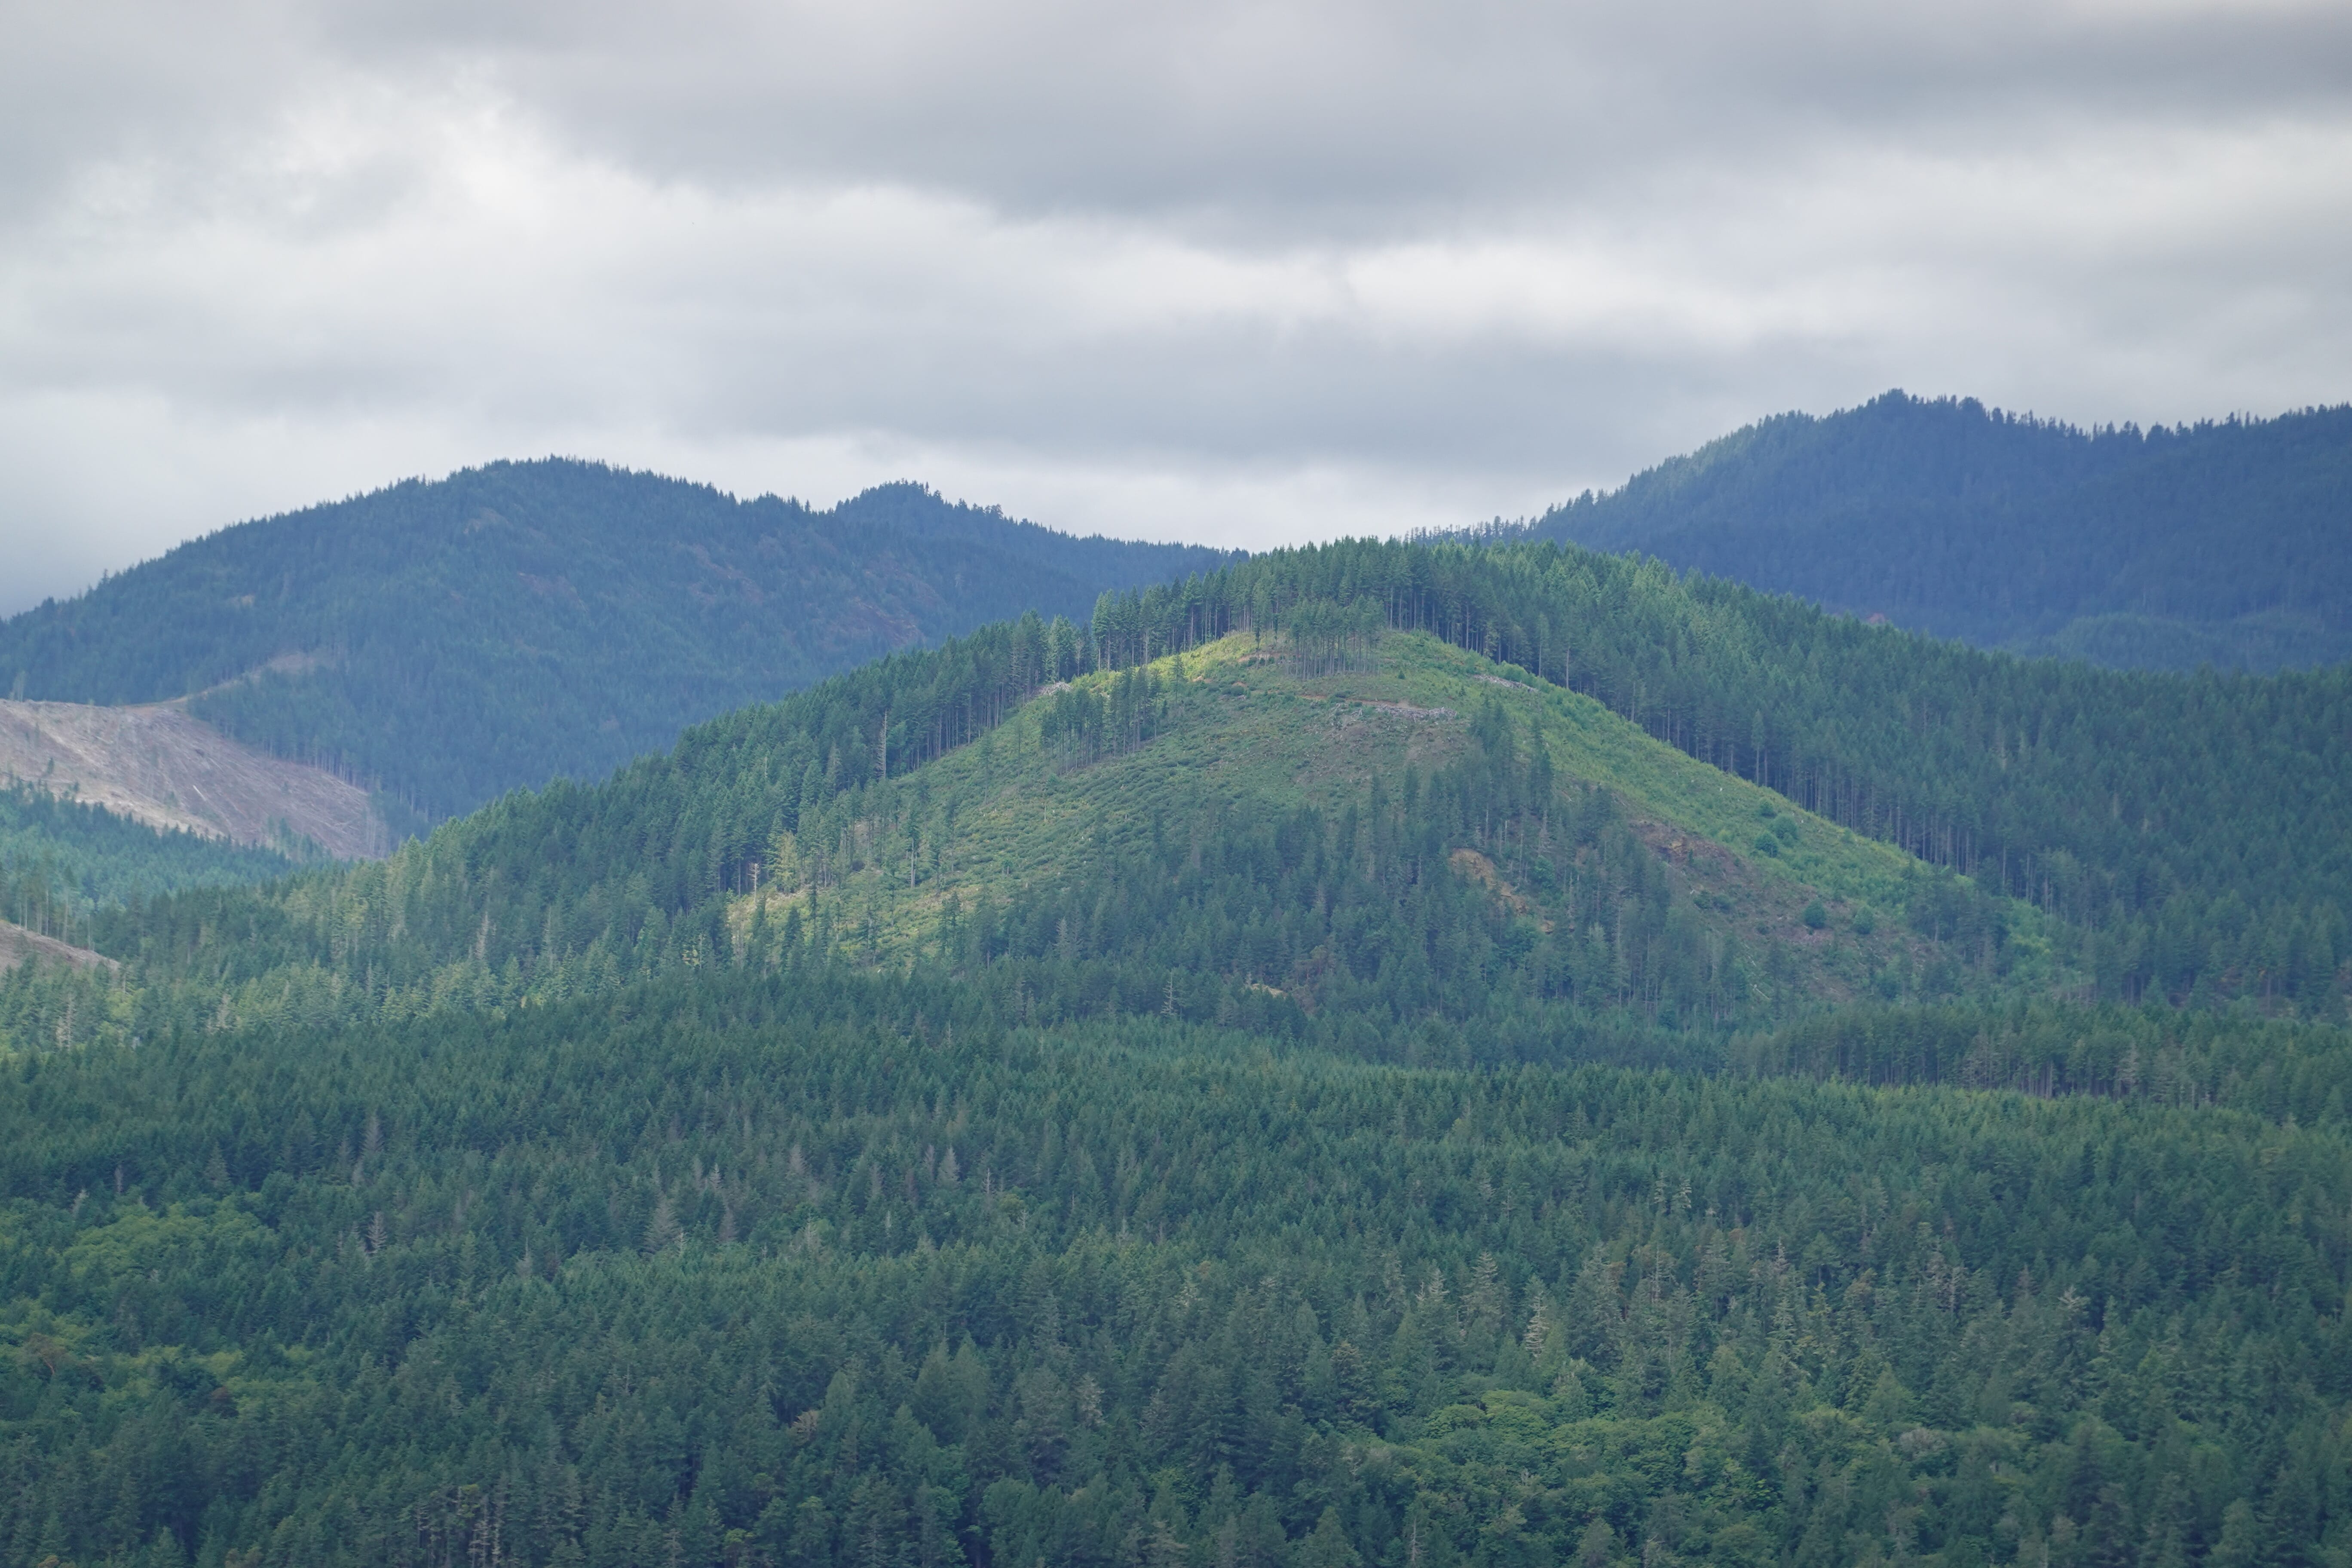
[0,460,1233,823]
[0,697,386,858]
[0,917,112,974]
[28,534,2352,1063]
[0,783,304,954]
[732,628,2026,1020]
[56,623,1986,1053]
[47,579,2061,1055]
[1530,391,2352,670]
[4,542,2352,1567]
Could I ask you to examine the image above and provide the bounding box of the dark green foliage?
[1526,391,2352,671]
[7,533,2343,1062]
[1037,668,1169,768]
[2,536,2352,1565]
[0,463,1231,822]
[0,968,2345,1567]
[0,785,295,947]
[1085,542,2352,1011]
[1735,999,2352,1113]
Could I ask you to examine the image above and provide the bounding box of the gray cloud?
[3,0,2349,612]
[324,0,2352,217]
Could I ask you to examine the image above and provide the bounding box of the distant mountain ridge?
[0,462,1235,825]
[1528,391,2352,671]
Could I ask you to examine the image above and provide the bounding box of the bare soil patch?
[0,919,115,974]
[0,699,389,859]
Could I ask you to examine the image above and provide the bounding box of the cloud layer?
[4,0,2349,611]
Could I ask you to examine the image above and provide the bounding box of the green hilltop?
[2,538,2350,1568]
[13,534,2344,1058]
[740,625,2053,1014]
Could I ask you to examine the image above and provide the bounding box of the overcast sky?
[3,0,2348,613]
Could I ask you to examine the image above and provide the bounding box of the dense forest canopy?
[0,463,1233,824]
[1,968,2347,1568]
[7,537,2346,1058]
[1,541,2349,1566]
[0,785,296,951]
[1525,392,2352,672]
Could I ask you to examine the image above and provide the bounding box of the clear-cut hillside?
[0,699,387,859]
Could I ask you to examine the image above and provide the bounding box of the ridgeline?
[1531,392,2352,671]
[0,462,1234,826]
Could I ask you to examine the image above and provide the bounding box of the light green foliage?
[24,619,2027,1054]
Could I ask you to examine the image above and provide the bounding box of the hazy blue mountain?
[0,460,1234,824]
[1530,391,2352,670]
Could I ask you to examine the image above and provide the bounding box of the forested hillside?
[6,586,2067,1061]
[2,540,2349,1567]
[0,784,295,953]
[1529,393,2352,671]
[0,463,1232,823]
[9,536,2347,1058]
[3,968,2348,1568]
